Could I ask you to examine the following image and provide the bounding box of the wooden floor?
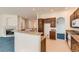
[46,39,71,52]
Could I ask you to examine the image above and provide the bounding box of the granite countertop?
[46,39,71,52]
[41,36,46,40]
[66,30,79,42]
[16,31,43,36]
[71,35,79,42]
[66,30,77,35]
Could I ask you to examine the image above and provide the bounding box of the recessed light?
[65,7,69,10]
[32,8,36,11]
[50,9,54,12]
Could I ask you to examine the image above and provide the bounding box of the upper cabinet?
[0,14,28,31]
[70,8,79,27]
[44,18,56,27]
[50,18,56,27]
[70,13,75,27]
[44,18,51,23]
[74,8,79,18]
[0,15,18,30]
[0,14,28,37]
[38,18,44,33]
[6,15,18,29]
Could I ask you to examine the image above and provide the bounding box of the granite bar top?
[66,30,79,43]
[15,31,43,36]
[71,35,79,42]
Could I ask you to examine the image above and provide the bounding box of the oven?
[6,29,14,35]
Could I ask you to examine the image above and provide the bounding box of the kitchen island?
[14,31,42,52]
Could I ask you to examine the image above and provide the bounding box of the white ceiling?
[0,7,76,20]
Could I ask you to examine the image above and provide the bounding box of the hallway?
[46,39,71,52]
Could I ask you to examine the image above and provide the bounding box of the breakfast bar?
[14,31,42,52]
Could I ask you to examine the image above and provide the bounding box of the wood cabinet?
[41,38,46,52]
[44,18,56,27]
[74,8,79,18]
[44,18,51,23]
[70,13,75,27]
[38,19,44,33]
[66,31,79,52]
[50,18,56,27]
[71,36,79,52]
[50,30,56,40]
[70,8,79,27]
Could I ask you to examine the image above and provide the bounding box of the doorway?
[56,17,65,40]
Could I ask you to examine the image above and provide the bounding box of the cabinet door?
[70,8,79,28]
[41,38,46,52]
[75,8,79,18]
[6,16,17,27]
[71,37,79,52]
[38,19,44,33]
[50,30,56,40]
[70,13,75,27]
[44,18,56,28]
[50,18,56,27]
[44,18,51,23]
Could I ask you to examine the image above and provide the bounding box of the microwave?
[72,19,79,28]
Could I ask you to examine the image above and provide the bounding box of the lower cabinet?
[41,38,46,52]
[66,31,79,52]
[71,37,79,52]
[0,37,14,52]
[50,30,56,40]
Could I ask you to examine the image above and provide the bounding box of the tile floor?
[46,39,71,52]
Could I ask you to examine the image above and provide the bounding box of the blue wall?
[0,37,14,52]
